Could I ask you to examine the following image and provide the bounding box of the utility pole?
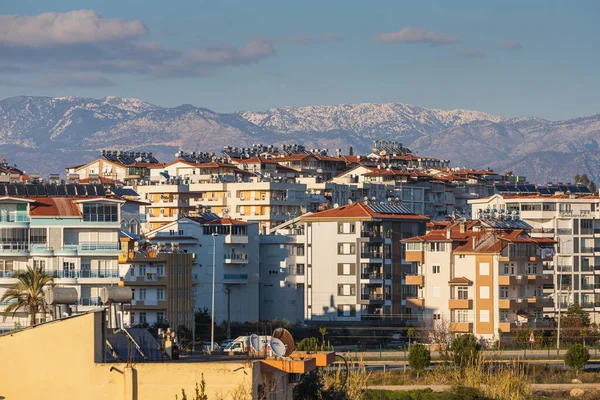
[556,238,572,352]
[225,287,231,339]
[210,232,218,355]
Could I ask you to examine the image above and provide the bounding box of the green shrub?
[449,335,480,367]
[564,343,590,375]
[408,344,431,379]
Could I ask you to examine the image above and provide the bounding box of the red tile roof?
[449,277,473,285]
[79,176,121,184]
[301,202,428,221]
[29,198,82,217]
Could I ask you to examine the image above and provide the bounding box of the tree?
[561,303,591,344]
[349,146,354,156]
[450,334,480,367]
[1,265,53,326]
[408,344,431,379]
[574,174,581,184]
[407,328,416,350]
[497,328,503,351]
[580,174,590,186]
[319,327,328,345]
[564,344,590,376]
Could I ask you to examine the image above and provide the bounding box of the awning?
[517,310,530,318]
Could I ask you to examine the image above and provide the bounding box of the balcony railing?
[78,297,102,306]
[557,228,573,235]
[581,283,595,290]
[64,242,119,251]
[557,265,572,272]
[0,214,29,223]
[581,302,594,308]
[49,269,120,279]
[0,271,16,278]
[361,252,382,259]
[223,274,248,280]
[224,253,248,261]
[0,242,29,251]
[531,228,555,234]
[361,293,383,301]
[361,231,382,238]
[581,247,594,253]
[361,272,383,279]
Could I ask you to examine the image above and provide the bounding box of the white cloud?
[374,27,456,45]
[0,10,148,47]
[184,38,274,66]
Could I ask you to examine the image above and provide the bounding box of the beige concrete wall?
[0,312,292,400]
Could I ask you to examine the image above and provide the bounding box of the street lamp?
[556,238,572,351]
[210,232,218,355]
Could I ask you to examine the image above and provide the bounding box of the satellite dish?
[270,337,286,357]
[249,334,261,352]
[333,203,339,209]
[272,328,295,357]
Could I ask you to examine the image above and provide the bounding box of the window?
[480,310,490,323]
[406,243,422,251]
[139,288,147,300]
[157,288,165,301]
[432,265,440,274]
[139,312,147,324]
[337,305,356,317]
[157,312,164,323]
[527,263,537,275]
[479,263,490,276]
[140,265,146,277]
[338,243,355,255]
[457,310,469,322]
[499,310,509,321]
[30,228,47,244]
[337,284,356,296]
[156,264,165,277]
[296,246,305,256]
[82,203,118,222]
[433,313,441,320]
[33,259,46,271]
[130,312,135,324]
[457,286,469,299]
[502,263,510,275]
[338,223,356,234]
[428,242,446,252]
[480,286,490,299]
[296,264,305,275]
[338,263,356,275]
[499,286,509,299]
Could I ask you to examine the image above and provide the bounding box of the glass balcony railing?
[78,297,102,306]
[49,269,120,279]
[0,271,16,278]
[0,242,29,251]
[64,242,119,251]
[0,214,29,223]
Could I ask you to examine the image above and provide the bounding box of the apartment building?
[403,215,555,340]
[118,238,194,329]
[469,187,600,322]
[259,218,306,322]
[0,183,123,331]
[66,150,162,184]
[145,215,259,323]
[134,162,308,232]
[300,201,427,322]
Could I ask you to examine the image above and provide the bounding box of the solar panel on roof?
[36,185,46,196]
[538,188,551,195]
[6,185,16,196]
[16,185,27,196]
[75,184,86,196]
[368,203,414,215]
[495,185,509,193]
[47,185,58,196]
[65,184,76,196]
[516,185,529,192]
[482,218,532,230]
[525,185,538,193]
[0,186,6,196]
[25,185,37,196]
[96,185,107,196]
[580,186,592,194]
[86,184,97,196]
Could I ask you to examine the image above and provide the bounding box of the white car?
[220,339,234,349]
[201,342,221,352]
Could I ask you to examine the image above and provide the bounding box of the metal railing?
[361,252,382,259]
[361,272,383,279]
[223,274,248,280]
[0,214,29,223]
[64,242,119,251]
[557,229,572,235]
[0,242,29,251]
[0,271,16,278]
[361,231,382,238]
[361,293,384,301]
[224,253,248,261]
[49,269,120,278]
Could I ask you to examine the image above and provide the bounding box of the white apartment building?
[300,202,427,322]
[470,192,600,322]
[145,215,259,324]
[404,217,555,340]
[0,184,123,331]
[259,218,306,323]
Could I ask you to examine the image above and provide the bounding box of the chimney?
[446,228,452,239]
[460,221,466,234]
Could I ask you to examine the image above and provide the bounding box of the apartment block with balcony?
[300,201,427,322]
[0,184,123,331]
[145,214,259,323]
[403,215,555,341]
[118,239,193,329]
[470,192,600,322]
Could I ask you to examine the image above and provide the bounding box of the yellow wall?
[0,312,292,400]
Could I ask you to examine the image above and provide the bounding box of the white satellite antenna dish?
[269,338,286,357]
[249,334,261,352]
[333,203,339,209]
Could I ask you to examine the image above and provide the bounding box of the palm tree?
[319,327,328,344]
[1,266,53,326]
[407,328,416,350]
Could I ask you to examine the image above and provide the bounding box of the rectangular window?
[479,263,490,276]
[499,286,509,299]
[82,203,118,222]
[139,288,146,300]
[140,265,146,277]
[337,284,356,296]
[457,286,468,299]
[480,286,490,299]
[296,264,305,275]
[33,259,46,271]
[130,312,135,324]
[139,312,147,324]
[338,243,355,255]
[156,264,165,276]
[157,312,164,323]
[337,305,356,317]
[338,263,356,275]
[457,310,469,322]
[432,265,440,274]
[429,242,446,252]
[480,310,490,323]
[433,313,441,320]
[296,246,305,256]
[157,288,165,301]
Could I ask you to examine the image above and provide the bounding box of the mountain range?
[0,95,599,184]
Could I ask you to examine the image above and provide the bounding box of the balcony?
[224,253,248,264]
[49,269,120,279]
[557,228,572,235]
[580,302,594,309]
[224,234,248,244]
[0,242,29,255]
[361,231,383,239]
[0,214,29,225]
[527,297,553,308]
[63,242,120,254]
[406,297,424,309]
[405,274,424,287]
[223,273,248,284]
[405,250,424,263]
[449,322,473,333]
[361,293,384,303]
[0,271,16,279]
[581,283,595,291]
[361,272,383,281]
[498,275,519,285]
[499,298,517,309]
[360,252,382,260]
[448,298,473,309]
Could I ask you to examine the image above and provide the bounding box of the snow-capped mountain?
[1,95,599,183]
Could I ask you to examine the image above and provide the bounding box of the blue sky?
[1,0,599,119]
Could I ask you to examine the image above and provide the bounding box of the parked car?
[200,342,221,352]
[220,339,234,349]
[391,331,404,341]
